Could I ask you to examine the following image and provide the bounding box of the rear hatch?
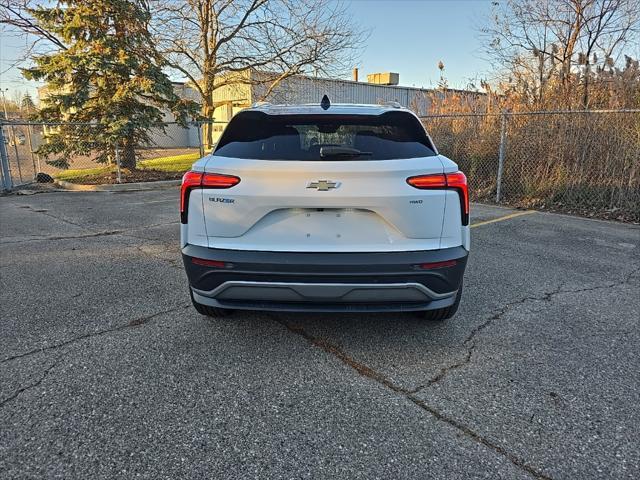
[199,109,452,252]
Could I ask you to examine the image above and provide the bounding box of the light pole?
[1,88,23,182]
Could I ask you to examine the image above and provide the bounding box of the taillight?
[180,171,203,223]
[406,174,446,189]
[180,171,240,224]
[445,172,469,225]
[201,173,241,188]
[406,171,469,226]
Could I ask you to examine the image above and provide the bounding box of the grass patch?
[56,165,115,181]
[139,152,199,172]
[55,151,200,182]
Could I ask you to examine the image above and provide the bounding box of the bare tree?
[481,0,639,107]
[0,1,67,74]
[1,1,65,44]
[150,0,364,147]
[577,0,639,106]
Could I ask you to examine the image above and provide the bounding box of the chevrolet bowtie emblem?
[307,180,340,191]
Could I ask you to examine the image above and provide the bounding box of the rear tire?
[417,283,463,321]
[190,290,234,318]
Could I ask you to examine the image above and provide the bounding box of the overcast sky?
[0,0,494,100]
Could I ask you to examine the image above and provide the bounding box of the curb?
[54,179,181,192]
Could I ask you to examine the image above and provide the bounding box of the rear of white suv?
[180,103,469,320]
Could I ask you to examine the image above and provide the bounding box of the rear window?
[213,111,436,160]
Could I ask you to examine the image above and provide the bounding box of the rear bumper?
[182,245,468,312]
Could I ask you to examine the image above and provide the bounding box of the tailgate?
[201,156,448,252]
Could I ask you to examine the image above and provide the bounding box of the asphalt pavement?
[1,187,638,479]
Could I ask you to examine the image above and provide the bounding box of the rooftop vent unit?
[366,72,399,86]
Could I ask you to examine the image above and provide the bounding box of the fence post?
[8,123,23,183]
[114,142,122,184]
[25,124,38,177]
[496,112,508,203]
[0,125,13,191]
[197,121,204,158]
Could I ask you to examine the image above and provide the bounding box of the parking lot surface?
[1,188,638,479]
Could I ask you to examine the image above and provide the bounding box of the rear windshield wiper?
[319,146,373,159]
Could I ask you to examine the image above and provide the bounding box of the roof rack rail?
[251,101,271,108]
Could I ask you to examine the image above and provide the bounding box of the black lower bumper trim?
[182,245,468,309]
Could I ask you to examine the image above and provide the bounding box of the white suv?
[180,101,469,320]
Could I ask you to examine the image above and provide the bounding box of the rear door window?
[213,111,437,160]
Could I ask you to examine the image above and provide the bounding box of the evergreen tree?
[21,93,36,114]
[23,0,198,168]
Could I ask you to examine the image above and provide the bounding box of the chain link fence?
[0,121,225,188]
[421,110,640,222]
[1,111,638,221]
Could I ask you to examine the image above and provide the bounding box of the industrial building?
[208,70,432,130]
[197,68,483,144]
[38,70,480,148]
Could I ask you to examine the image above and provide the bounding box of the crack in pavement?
[125,220,179,232]
[406,286,565,394]
[1,218,181,272]
[1,304,190,365]
[0,230,124,245]
[404,284,567,395]
[18,204,93,231]
[268,314,552,480]
[0,220,178,246]
[124,238,184,271]
[272,317,410,394]
[1,301,190,409]
[412,265,640,393]
[6,200,180,268]
[403,393,552,480]
[6,199,177,241]
[0,354,64,407]
[0,233,179,273]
